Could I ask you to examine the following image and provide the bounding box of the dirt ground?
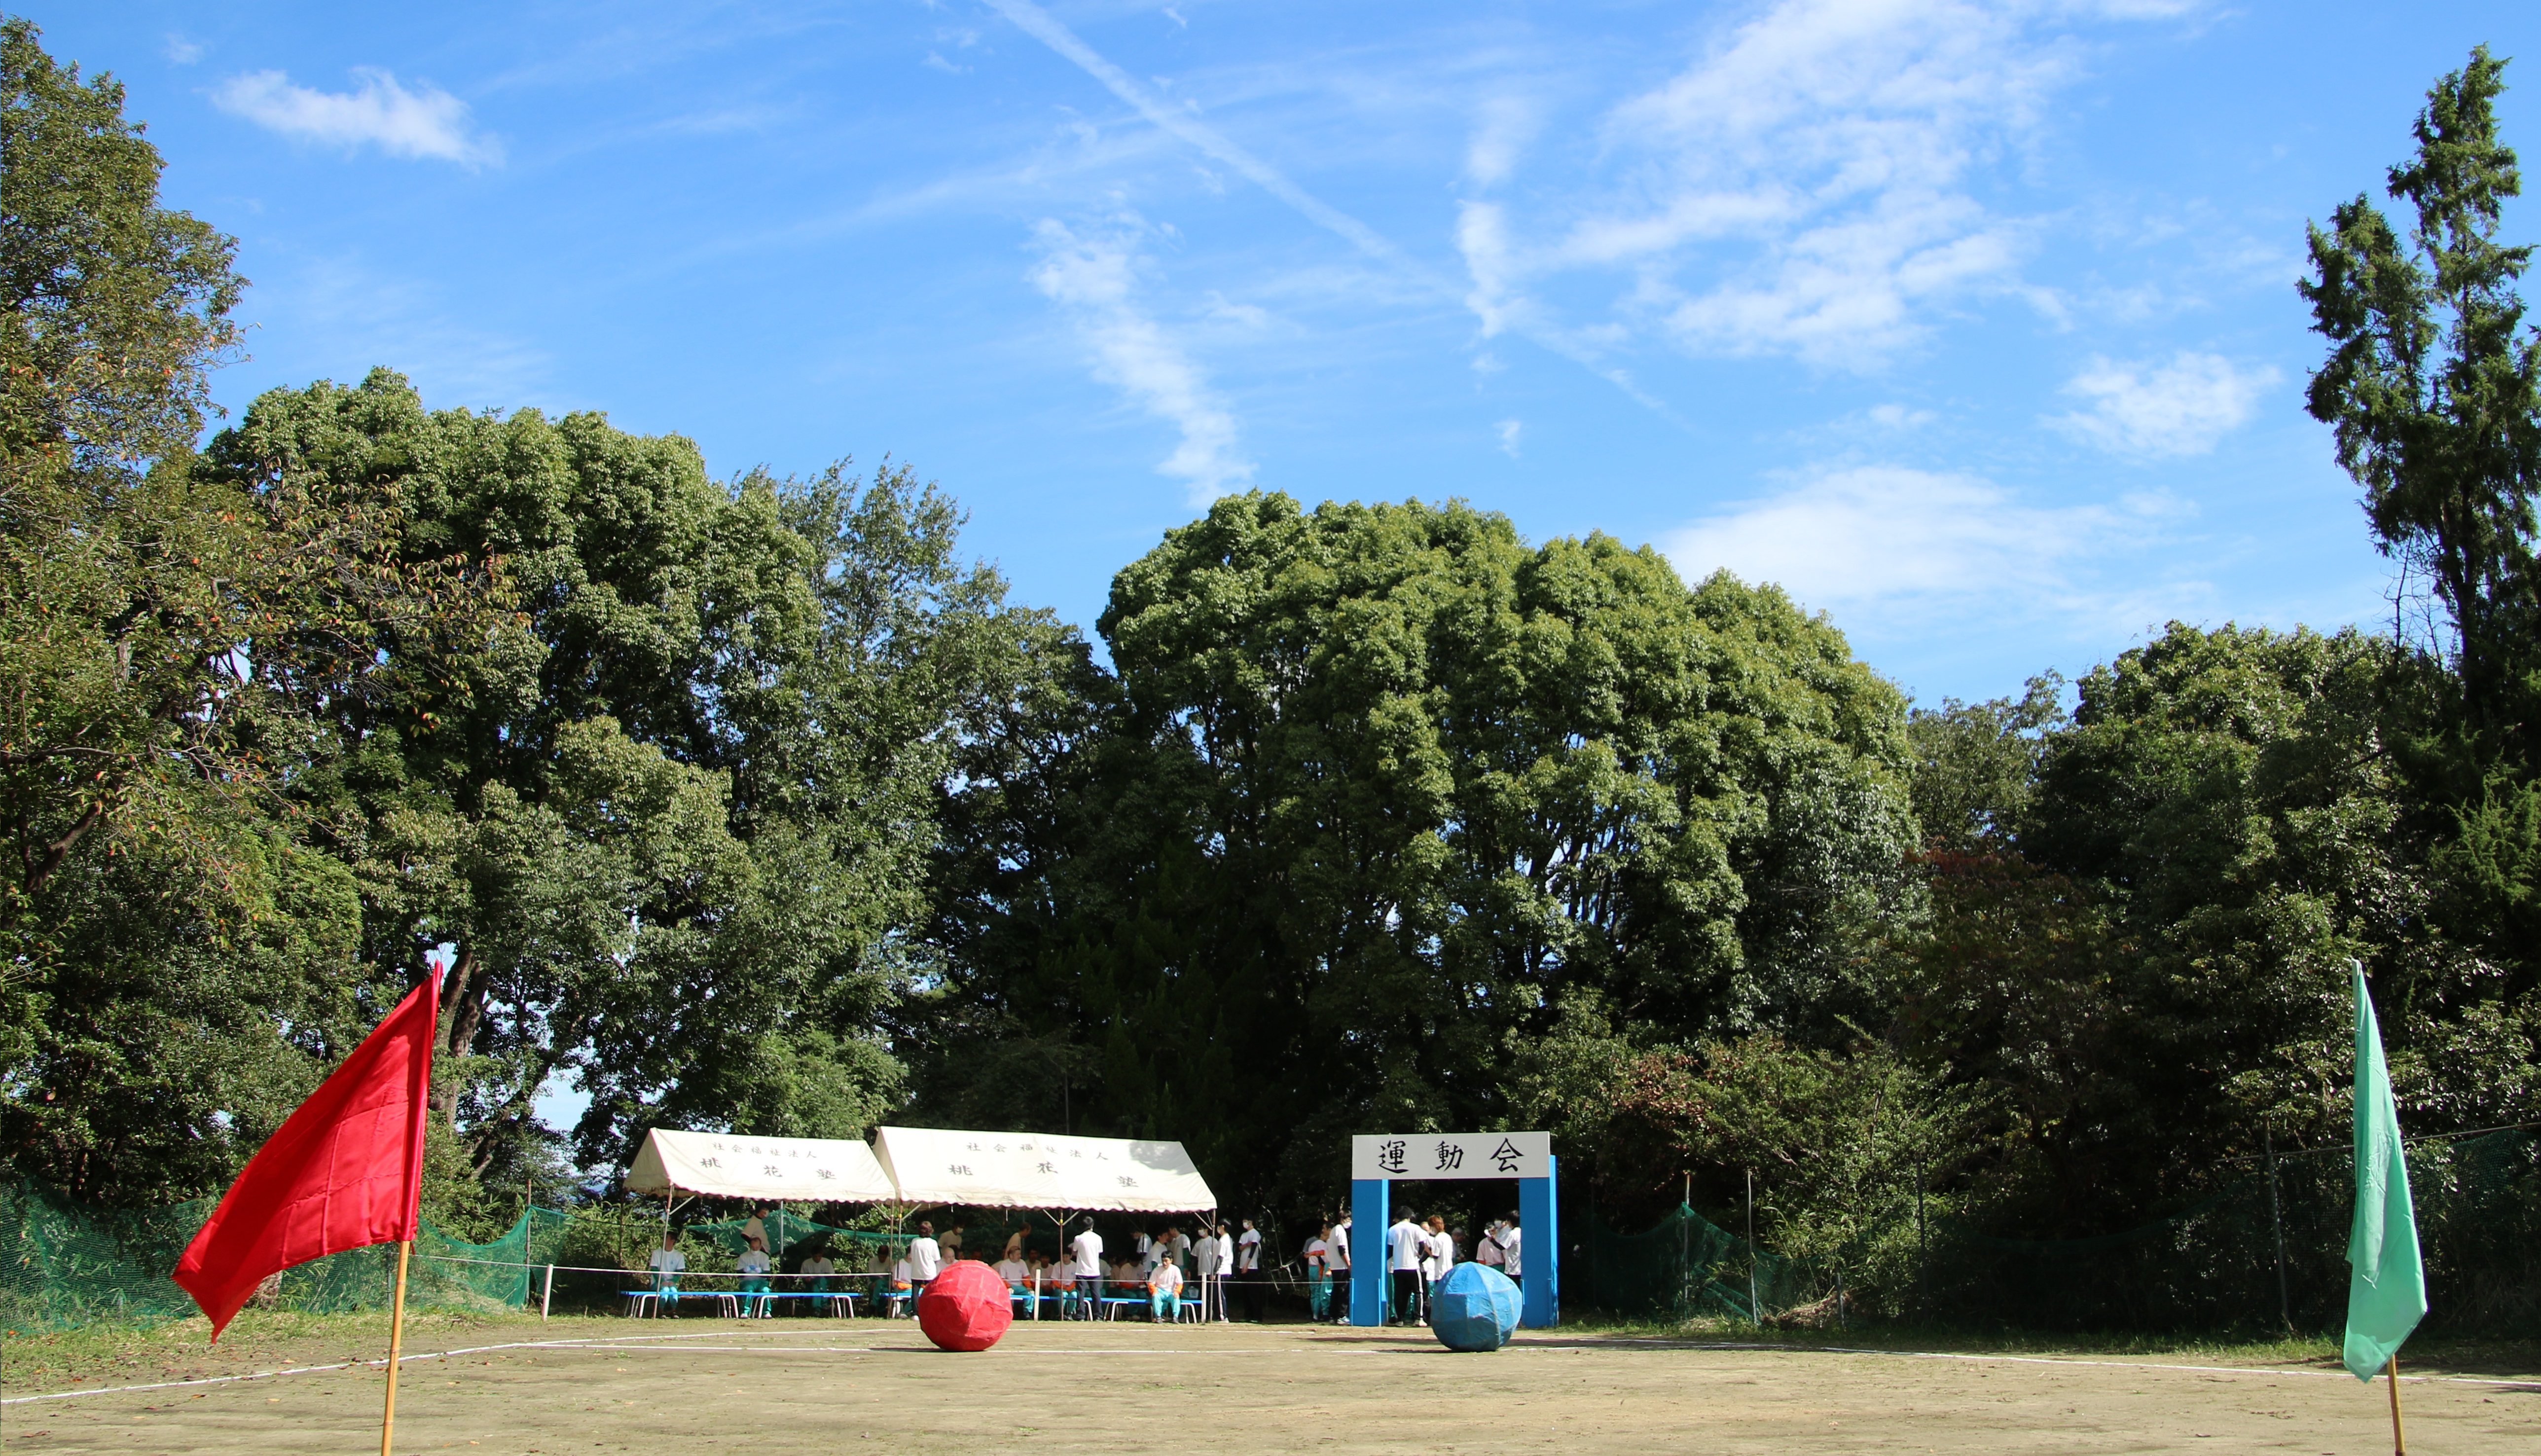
[7,1316,2537,1454]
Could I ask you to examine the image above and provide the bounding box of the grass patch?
[1548,1310,2539,1376]
[0,1309,618,1392]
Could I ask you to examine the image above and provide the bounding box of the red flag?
[173,976,438,1338]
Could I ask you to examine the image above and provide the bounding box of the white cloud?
[2049,350,2278,457]
[1454,0,2182,369]
[1497,419,1523,458]
[164,35,206,66]
[1664,465,2151,614]
[1866,402,1934,428]
[1031,220,1254,504]
[1466,95,1537,187]
[211,68,501,166]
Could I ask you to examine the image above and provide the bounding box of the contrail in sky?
[981,0,1686,427]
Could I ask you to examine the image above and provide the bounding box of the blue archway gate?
[1348,1131,1556,1329]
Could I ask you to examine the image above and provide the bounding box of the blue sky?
[40,1,2541,706]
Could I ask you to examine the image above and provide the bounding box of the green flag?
[2342,958,2426,1382]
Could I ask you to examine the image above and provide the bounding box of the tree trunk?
[432,946,488,1126]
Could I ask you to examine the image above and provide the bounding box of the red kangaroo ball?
[916,1258,1014,1352]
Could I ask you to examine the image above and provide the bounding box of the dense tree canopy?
[913,493,1918,1207]
[2,20,2533,1330]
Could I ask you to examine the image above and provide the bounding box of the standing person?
[1423,1215,1453,1304]
[1476,1218,1506,1271]
[648,1229,686,1314]
[1328,1213,1352,1323]
[1204,1221,1235,1320]
[1301,1223,1331,1321]
[1236,1218,1265,1321]
[1501,1211,1522,1290]
[1385,1207,1424,1325]
[739,1207,769,1251]
[940,1225,965,1261]
[906,1221,944,1297]
[1164,1224,1193,1273]
[1068,1216,1105,1320]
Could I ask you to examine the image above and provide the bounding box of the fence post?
[1915,1159,1928,1319]
[2265,1128,2290,1331]
[541,1263,554,1321]
[1744,1169,1758,1327]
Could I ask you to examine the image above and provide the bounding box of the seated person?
[648,1231,686,1304]
[994,1251,1031,1291]
[737,1237,775,1316]
[799,1247,837,1293]
[1149,1258,1184,1321]
[1047,1257,1078,1311]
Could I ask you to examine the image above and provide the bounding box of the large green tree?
[2304,47,2541,975]
[202,370,1053,1179]
[920,492,1919,1209]
[0,20,511,1205]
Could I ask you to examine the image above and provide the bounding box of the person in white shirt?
[1385,1208,1425,1325]
[1068,1217,1105,1318]
[799,1248,837,1296]
[1195,1223,1230,1321]
[994,1253,1030,1290]
[906,1221,944,1293]
[737,1238,775,1317]
[1235,1218,1265,1321]
[1476,1219,1506,1269]
[1149,1257,1185,1321]
[1164,1225,1193,1271]
[1500,1211,1523,1285]
[1424,1216,1454,1282]
[1327,1216,1352,1323]
[888,1255,914,1314]
[647,1231,687,1310]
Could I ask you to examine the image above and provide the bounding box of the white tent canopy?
[871,1126,1216,1212]
[625,1129,897,1203]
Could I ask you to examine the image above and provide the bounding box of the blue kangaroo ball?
[1430,1262,1522,1351]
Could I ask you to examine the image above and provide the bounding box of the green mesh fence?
[1924,1129,2540,1336]
[0,1177,576,1332]
[1569,1129,2540,1336]
[1573,1201,1833,1323]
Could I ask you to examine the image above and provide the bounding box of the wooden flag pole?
[2387,1354,2407,1456]
[380,1238,413,1456]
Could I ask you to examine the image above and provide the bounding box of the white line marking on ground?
[8,1330,2533,1405]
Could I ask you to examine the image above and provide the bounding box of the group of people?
[642,1212,1273,1323]
[1041,1214,1269,1321]
[1298,1208,1522,1324]
[646,1203,1531,1327]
